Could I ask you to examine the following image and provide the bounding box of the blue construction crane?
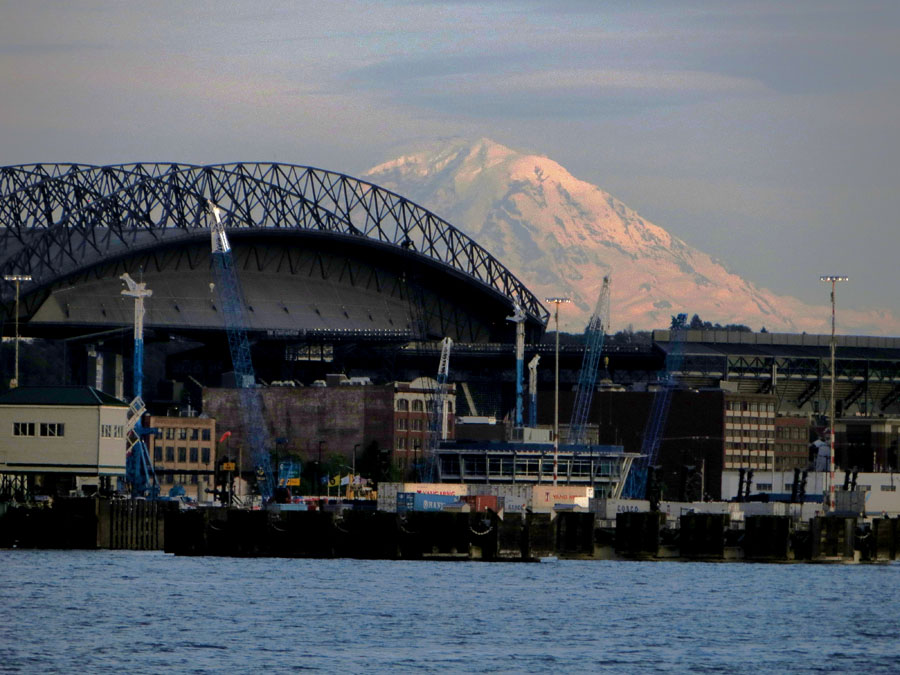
[506,300,527,427]
[207,202,276,503]
[120,273,158,497]
[568,276,611,446]
[622,314,688,499]
[424,337,452,482]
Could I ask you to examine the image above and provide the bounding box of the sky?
[2,1,899,332]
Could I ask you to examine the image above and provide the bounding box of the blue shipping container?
[397,492,460,513]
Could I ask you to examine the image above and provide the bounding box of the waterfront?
[2,551,899,673]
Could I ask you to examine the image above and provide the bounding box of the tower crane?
[424,337,452,482]
[568,275,611,446]
[528,354,540,427]
[207,202,276,503]
[622,313,688,500]
[120,273,157,496]
[506,300,526,427]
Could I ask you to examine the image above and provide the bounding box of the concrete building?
[723,392,776,471]
[146,414,216,502]
[0,386,128,497]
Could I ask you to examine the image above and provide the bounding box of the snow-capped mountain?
[365,138,899,335]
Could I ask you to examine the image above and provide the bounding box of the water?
[2,551,899,673]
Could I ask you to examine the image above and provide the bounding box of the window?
[190,447,198,463]
[397,437,407,450]
[178,428,188,440]
[756,483,773,492]
[201,429,211,441]
[396,399,409,412]
[190,474,199,485]
[447,402,453,414]
[189,428,198,441]
[166,446,175,462]
[115,425,124,438]
[396,418,407,430]
[201,448,210,464]
[412,438,422,451]
[412,400,424,412]
[165,428,175,440]
[154,447,162,462]
[13,422,35,437]
[178,447,187,462]
[101,424,112,438]
[40,422,65,437]
[881,485,897,492]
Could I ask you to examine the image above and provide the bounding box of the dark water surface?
[1,550,899,673]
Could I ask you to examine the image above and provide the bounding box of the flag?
[218,431,232,444]
[340,474,351,486]
[329,474,340,488]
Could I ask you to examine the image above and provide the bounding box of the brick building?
[774,415,811,472]
[146,415,216,502]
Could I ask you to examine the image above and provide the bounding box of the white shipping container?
[531,485,594,511]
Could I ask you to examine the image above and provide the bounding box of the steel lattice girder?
[0,163,549,326]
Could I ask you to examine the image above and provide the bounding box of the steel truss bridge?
[0,163,548,343]
[655,330,900,417]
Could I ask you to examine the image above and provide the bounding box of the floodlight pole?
[545,297,570,486]
[820,275,848,513]
[4,274,32,389]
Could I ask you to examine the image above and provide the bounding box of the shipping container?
[396,492,461,513]
[531,485,594,512]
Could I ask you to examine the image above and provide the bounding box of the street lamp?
[545,296,570,485]
[820,274,848,512]
[4,274,32,389]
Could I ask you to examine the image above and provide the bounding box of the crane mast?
[568,275,611,446]
[528,354,540,427]
[506,301,526,427]
[120,273,157,496]
[207,202,275,503]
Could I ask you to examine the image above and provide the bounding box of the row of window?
[726,428,776,440]
[396,437,423,451]
[13,422,65,437]
[776,426,808,439]
[157,473,212,486]
[396,418,426,431]
[396,399,454,413]
[153,446,211,464]
[160,427,211,441]
[100,424,125,439]
[726,401,776,413]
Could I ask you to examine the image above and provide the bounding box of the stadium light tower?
[545,296,570,485]
[4,274,32,388]
[820,274,848,512]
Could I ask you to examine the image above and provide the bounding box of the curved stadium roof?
[0,163,548,342]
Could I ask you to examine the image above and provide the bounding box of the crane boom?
[568,275,611,446]
[207,202,275,502]
[622,315,688,499]
[424,337,452,482]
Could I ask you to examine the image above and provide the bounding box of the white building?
[0,386,128,495]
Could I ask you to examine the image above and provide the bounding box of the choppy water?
[1,550,899,673]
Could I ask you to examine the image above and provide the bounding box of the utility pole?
[820,275,848,513]
[4,274,32,388]
[545,297,570,485]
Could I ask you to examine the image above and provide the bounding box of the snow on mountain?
[366,138,899,335]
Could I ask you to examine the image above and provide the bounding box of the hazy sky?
[2,1,898,328]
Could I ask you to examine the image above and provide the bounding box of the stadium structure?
[0,162,548,393]
[2,162,900,422]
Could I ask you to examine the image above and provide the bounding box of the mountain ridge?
[366,138,899,335]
